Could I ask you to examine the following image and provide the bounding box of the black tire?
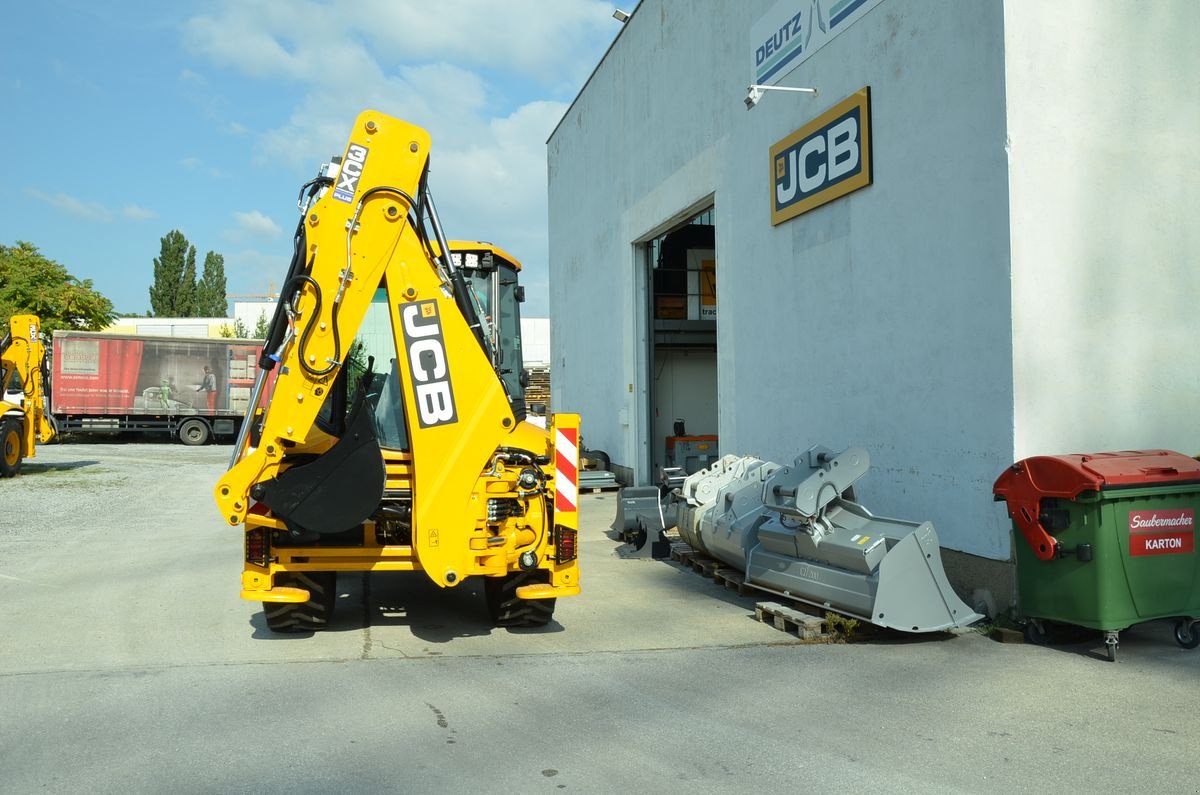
[484,570,556,628]
[1174,620,1200,650]
[583,448,610,470]
[263,572,337,633]
[0,418,23,478]
[179,418,210,446]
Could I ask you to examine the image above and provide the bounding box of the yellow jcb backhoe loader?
[216,110,581,632]
[1,314,57,477]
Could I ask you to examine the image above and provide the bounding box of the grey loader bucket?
[674,447,982,633]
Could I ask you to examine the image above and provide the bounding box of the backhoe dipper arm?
[217,113,436,527]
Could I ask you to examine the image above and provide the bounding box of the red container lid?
[994,450,1200,561]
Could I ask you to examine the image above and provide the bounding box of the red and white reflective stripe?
[555,427,579,513]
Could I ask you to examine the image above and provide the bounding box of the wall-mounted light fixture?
[745,84,818,110]
[613,9,630,22]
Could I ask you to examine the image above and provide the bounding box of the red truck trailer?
[51,331,262,444]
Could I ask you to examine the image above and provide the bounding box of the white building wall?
[520,318,551,366]
[1004,1,1200,458]
[233,301,278,334]
[550,0,1015,559]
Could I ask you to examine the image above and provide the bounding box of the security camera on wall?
[744,83,818,110]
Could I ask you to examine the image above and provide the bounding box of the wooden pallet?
[669,541,697,563]
[580,485,621,494]
[668,541,870,642]
[671,545,745,592]
[754,601,829,640]
[712,567,749,595]
[523,366,551,412]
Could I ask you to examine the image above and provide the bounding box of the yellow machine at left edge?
[1,314,57,477]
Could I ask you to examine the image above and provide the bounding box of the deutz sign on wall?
[770,87,872,225]
[751,0,887,86]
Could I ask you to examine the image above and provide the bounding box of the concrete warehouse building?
[546,0,1200,610]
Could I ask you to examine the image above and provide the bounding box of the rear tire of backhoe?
[485,570,556,628]
[262,572,337,633]
[0,418,23,478]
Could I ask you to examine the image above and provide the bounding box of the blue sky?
[1,1,630,317]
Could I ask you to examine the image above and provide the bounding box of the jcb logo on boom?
[401,301,459,428]
[333,144,369,203]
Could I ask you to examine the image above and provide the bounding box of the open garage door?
[641,208,719,481]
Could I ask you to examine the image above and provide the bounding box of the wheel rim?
[3,431,18,466]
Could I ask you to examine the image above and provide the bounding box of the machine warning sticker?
[400,300,458,428]
[1128,509,1194,556]
[333,143,369,203]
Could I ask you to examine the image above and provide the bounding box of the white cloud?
[27,189,111,221]
[179,157,227,179]
[27,190,155,223]
[183,0,615,87]
[121,205,157,221]
[182,0,624,315]
[228,210,283,242]
[178,68,207,86]
[224,248,292,296]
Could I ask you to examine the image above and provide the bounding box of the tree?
[253,311,270,339]
[0,241,116,332]
[196,251,228,317]
[149,230,198,317]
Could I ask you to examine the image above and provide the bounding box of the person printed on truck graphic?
[197,365,217,412]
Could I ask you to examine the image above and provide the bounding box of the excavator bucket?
[674,447,982,633]
[611,486,675,558]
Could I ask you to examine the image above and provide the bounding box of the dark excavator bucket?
[612,486,676,558]
[254,390,385,536]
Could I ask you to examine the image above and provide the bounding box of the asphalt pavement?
[1,442,1196,793]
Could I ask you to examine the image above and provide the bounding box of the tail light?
[245,528,270,567]
[554,525,577,563]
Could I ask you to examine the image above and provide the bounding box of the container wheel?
[484,570,556,628]
[1022,620,1049,645]
[1173,620,1200,650]
[262,572,337,633]
[178,418,210,446]
[1104,631,1120,662]
[0,418,23,478]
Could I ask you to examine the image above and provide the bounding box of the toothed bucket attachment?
[675,447,982,633]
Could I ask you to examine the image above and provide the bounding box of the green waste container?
[994,449,1200,661]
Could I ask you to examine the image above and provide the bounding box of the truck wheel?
[179,418,210,446]
[0,418,23,477]
[484,570,556,628]
[263,572,337,633]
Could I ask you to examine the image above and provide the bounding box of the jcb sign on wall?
[770,87,872,225]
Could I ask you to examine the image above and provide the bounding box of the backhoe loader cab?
[1,314,56,477]
[216,111,580,633]
[451,244,528,419]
